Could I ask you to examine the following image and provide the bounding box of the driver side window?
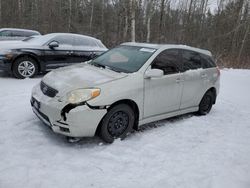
[152,49,181,75]
[51,35,73,49]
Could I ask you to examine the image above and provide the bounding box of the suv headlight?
[66,88,100,104]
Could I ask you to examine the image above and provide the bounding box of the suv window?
[0,30,39,37]
[11,31,25,37]
[74,36,96,47]
[182,50,202,71]
[0,30,12,37]
[95,40,106,48]
[152,49,181,75]
[52,35,73,46]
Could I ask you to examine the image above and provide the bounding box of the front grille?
[40,81,58,98]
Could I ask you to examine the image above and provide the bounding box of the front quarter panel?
[87,73,144,120]
[10,48,45,71]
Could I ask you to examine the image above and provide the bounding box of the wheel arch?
[11,54,41,72]
[95,99,140,136]
[205,87,217,104]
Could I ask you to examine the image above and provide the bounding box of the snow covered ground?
[0,69,250,188]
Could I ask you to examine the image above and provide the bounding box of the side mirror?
[48,41,59,49]
[145,69,164,79]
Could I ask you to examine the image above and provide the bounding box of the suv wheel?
[100,104,135,143]
[198,91,214,115]
[13,57,38,79]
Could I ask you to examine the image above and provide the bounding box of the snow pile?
[0,69,250,188]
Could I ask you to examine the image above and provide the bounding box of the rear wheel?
[100,104,135,143]
[13,57,38,79]
[198,91,214,115]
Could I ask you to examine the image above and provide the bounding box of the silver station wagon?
[31,43,220,143]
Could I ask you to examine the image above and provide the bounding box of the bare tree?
[158,0,166,42]
[146,0,155,42]
[0,0,2,25]
[130,0,136,42]
[89,0,94,34]
[231,0,245,56]
[238,2,250,62]
[0,0,249,68]
[68,0,72,32]
[122,1,129,41]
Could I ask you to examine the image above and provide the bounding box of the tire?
[100,104,135,143]
[12,57,38,79]
[198,91,214,115]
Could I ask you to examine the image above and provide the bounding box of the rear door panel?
[72,36,98,63]
[180,50,210,109]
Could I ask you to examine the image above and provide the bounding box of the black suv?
[0,33,108,78]
[0,28,41,41]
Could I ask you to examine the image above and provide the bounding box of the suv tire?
[13,57,38,79]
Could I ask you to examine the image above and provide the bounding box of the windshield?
[90,45,156,73]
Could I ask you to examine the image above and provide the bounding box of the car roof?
[0,28,40,34]
[44,33,100,42]
[121,42,212,57]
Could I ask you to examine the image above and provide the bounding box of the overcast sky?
[170,0,219,12]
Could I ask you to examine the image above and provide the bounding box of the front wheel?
[13,57,38,79]
[100,104,135,143]
[198,91,214,115]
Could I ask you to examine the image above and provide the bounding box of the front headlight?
[66,88,100,104]
[0,50,14,59]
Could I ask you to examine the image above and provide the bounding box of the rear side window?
[152,49,181,75]
[200,54,216,68]
[182,50,202,71]
[74,36,96,47]
[22,31,40,37]
[52,35,74,46]
[11,31,26,37]
[95,40,106,48]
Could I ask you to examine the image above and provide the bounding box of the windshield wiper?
[90,61,128,73]
[90,62,106,69]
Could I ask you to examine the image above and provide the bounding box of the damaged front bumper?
[30,88,107,138]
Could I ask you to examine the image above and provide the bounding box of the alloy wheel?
[18,61,35,78]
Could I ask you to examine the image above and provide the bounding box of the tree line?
[0,0,249,68]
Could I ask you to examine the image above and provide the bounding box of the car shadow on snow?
[36,113,195,147]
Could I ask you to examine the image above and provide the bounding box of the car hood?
[42,63,127,95]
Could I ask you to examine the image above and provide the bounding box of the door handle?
[67,51,74,55]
